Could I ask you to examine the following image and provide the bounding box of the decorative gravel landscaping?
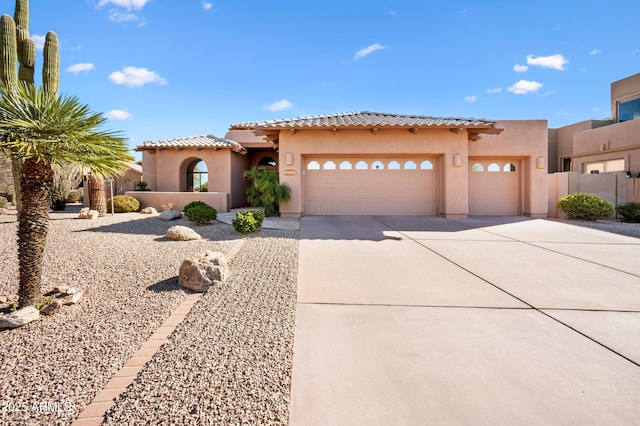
[0,207,298,425]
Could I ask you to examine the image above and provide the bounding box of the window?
[488,163,500,172]
[420,160,434,170]
[582,158,625,174]
[258,156,277,167]
[471,163,484,172]
[323,160,336,170]
[187,160,208,192]
[355,160,369,170]
[404,160,417,170]
[561,158,571,172]
[503,163,516,172]
[388,161,401,170]
[339,160,352,170]
[307,161,320,170]
[371,160,385,170]
[618,96,640,122]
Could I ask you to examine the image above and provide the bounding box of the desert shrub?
[135,181,151,191]
[556,192,615,221]
[244,167,291,216]
[107,195,140,213]
[66,189,83,203]
[232,210,264,233]
[0,196,7,209]
[184,203,217,225]
[615,202,640,223]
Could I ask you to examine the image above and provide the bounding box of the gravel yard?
[0,207,297,425]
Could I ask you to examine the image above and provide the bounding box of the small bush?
[0,196,7,209]
[232,210,264,233]
[615,202,640,223]
[556,192,615,221]
[66,189,83,203]
[135,181,151,191]
[107,195,140,213]
[184,203,217,225]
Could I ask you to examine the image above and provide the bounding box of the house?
[548,72,640,214]
[135,111,548,218]
[549,72,640,175]
[229,112,548,218]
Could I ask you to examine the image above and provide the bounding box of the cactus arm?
[17,37,34,83]
[0,14,18,88]
[43,31,58,96]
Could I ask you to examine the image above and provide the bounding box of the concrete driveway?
[290,216,640,425]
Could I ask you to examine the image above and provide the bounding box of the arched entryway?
[186,159,208,192]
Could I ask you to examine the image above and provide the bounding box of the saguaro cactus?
[0,0,60,211]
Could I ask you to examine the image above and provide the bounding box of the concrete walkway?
[290,216,640,425]
[217,209,300,230]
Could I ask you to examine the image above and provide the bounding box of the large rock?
[159,209,182,221]
[78,208,99,219]
[178,250,229,292]
[140,207,158,215]
[167,225,201,241]
[0,306,40,329]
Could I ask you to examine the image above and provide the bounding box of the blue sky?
[8,0,640,158]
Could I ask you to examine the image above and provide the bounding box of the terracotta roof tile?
[137,135,246,154]
[231,111,497,130]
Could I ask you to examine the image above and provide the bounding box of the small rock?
[158,209,182,221]
[40,301,61,316]
[178,250,229,292]
[166,226,202,241]
[0,306,39,329]
[79,208,99,219]
[66,287,79,295]
[53,286,69,294]
[63,291,84,306]
[140,207,158,215]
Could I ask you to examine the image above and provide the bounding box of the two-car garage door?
[304,157,438,215]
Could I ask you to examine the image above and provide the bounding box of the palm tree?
[0,82,134,308]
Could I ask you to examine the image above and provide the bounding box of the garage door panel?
[469,160,519,215]
[305,157,438,215]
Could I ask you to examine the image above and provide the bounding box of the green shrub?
[135,181,151,191]
[0,196,7,209]
[232,210,264,233]
[615,202,640,223]
[556,192,615,221]
[107,195,140,213]
[244,167,291,216]
[184,203,217,225]
[66,188,83,203]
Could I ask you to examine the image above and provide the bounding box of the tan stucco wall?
[277,120,547,218]
[113,168,142,195]
[125,191,229,213]
[230,151,251,208]
[611,73,640,120]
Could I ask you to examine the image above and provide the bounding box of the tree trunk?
[17,157,52,308]
[88,173,106,217]
[11,157,23,212]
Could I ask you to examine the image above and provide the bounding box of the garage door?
[304,157,438,215]
[469,160,519,215]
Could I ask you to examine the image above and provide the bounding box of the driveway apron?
[290,215,640,426]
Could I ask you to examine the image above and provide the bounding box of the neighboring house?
[112,162,143,195]
[549,72,640,176]
[230,112,548,218]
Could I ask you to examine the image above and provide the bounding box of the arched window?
[388,161,401,170]
[355,160,369,170]
[488,163,500,172]
[404,160,417,170]
[504,163,516,172]
[323,160,337,170]
[307,161,320,170]
[420,160,434,170]
[471,163,484,172]
[187,160,208,192]
[339,161,352,170]
[372,160,385,170]
[258,156,277,167]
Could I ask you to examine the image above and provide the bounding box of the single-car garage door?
[304,157,438,215]
[469,159,519,215]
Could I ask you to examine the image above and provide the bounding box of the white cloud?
[202,1,213,10]
[513,64,528,72]
[464,95,477,103]
[354,43,387,60]
[389,9,398,16]
[263,99,293,112]
[98,0,150,10]
[105,109,132,120]
[31,34,46,50]
[507,80,543,95]
[486,87,502,94]
[109,66,167,87]
[66,63,95,74]
[526,54,569,70]
[589,49,602,55]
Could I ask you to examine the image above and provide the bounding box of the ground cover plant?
[183,201,217,225]
[232,210,264,233]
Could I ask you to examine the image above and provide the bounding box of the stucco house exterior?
[136,111,548,218]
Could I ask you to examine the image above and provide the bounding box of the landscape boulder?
[159,209,182,221]
[178,250,229,292]
[78,208,99,219]
[0,306,39,329]
[140,207,158,215]
[166,225,202,241]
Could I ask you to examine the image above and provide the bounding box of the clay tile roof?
[137,135,246,154]
[230,111,498,130]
